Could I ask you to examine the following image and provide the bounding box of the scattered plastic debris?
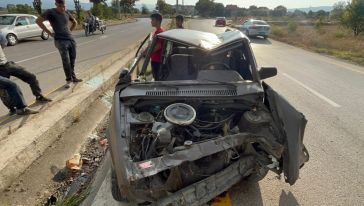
[66,154,83,171]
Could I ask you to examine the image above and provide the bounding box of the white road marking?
[16,35,110,64]
[16,51,58,63]
[283,73,341,108]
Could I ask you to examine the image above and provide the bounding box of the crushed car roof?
[158,29,249,50]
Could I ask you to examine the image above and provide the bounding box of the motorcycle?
[84,17,106,36]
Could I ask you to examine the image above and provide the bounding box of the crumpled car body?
[108,29,309,205]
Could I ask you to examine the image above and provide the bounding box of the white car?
[239,19,271,39]
[0,14,53,46]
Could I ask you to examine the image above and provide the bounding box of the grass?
[269,24,364,66]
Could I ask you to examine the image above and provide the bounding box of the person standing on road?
[175,15,184,29]
[36,0,82,89]
[0,34,51,115]
[150,13,165,80]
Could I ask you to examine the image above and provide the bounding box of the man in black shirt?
[36,0,82,89]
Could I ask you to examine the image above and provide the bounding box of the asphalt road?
[0,18,155,115]
[189,19,364,206]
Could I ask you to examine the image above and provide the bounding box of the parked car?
[239,19,271,38]
[0,14,52,46]
[108,29,309,205]
[215,17,226,27]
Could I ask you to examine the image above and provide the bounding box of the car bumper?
[155,156,255,206]
[247,29,271,36]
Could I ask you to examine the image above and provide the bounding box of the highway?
[189,19,363,206]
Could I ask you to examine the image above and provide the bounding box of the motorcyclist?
[86,11,96,34]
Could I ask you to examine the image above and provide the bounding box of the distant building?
[226,4,239,17]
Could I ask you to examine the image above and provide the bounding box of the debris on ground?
[41,125,109,206]
[66,154,83,171]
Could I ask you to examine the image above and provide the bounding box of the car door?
[13,16,30,39]
[25,16,41,37]
[263,82,309,185]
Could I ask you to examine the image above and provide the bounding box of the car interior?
[158,40,254,81]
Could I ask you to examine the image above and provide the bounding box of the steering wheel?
[201,62,231,70]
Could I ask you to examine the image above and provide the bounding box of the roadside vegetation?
[226,0,364,65]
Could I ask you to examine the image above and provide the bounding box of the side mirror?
[259,67,277,80]
[15,22,22,26]
[119,69,129,79]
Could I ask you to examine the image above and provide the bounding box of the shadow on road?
[250,37,272,45]
[229,179,264,206]
[279,190,300,206]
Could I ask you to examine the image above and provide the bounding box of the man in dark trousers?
[0,76,38,115]
[150,13,165,80]
[36,0,82,89]
[175,15,184,29]
[0,34,50,115]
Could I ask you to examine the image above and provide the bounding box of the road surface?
[0,18,155,115]
[189,19,364,206]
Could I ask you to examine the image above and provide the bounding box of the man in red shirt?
[150,13,165,80]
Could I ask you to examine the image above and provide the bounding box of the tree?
[90,0,107,4]
[141,4,149,14]
[213,3,225,17]
[341,0,364,36]
[331,1,346,20]
[156,0,173,15]
[8,4,34,14]
[195,0,215,17]
[272,5,287,16]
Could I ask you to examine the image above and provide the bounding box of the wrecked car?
[107,29,309,206]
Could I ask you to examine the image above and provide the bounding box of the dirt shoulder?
[268,24,364,66]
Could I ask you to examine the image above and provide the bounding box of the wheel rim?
[43,32,49,38]
[8,35,16,44]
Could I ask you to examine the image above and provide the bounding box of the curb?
[0,42,139,192]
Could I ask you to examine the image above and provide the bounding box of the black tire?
[6,34,17,46]
[263,35,268,39]
[85,27,89,36]
[111,168,129,202]
[41,31,49,40]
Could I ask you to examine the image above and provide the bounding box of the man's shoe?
[16,108,39,115]
[36,95,52,103]
[8,109,16,116]
[64,81,72,89]
[72,78,83,83]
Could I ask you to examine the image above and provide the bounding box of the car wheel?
[6,34,17,46]
[263,35,268,39]
[111,168,129,202]
[41,31,49,40]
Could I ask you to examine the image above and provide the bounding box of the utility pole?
[176,0,178,14]
[117,0,121,19]
[74,0,81,21]
[33,0,42,15]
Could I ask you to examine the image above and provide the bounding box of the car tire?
[111,168,129,202]
[6,34,17,46]
[263,35,268,39]
[41,31,49,40]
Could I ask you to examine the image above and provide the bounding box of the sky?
[133,0,341,9]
